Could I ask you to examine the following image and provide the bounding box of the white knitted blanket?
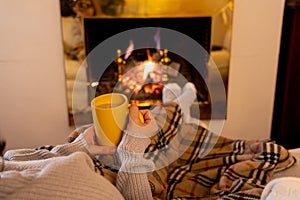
[0,152,124,200]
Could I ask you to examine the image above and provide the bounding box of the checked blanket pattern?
[143,102,296,200]
[68,102,296,199]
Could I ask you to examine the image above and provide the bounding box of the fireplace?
[83,16,214,118]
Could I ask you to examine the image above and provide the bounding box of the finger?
[67,130,80,143]
[129,103,143,125]
[88,145,116,155]
[141,109,156,125]
[81,126,96,144]
[84,126,95,133]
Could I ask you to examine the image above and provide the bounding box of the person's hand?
[126,103,158,138]
[117,104,157,172]
[81,126,116,155]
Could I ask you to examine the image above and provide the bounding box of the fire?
[143,84,163,94]
[124,40,134,60]
[143,61,155,80]
[114,30,165,103]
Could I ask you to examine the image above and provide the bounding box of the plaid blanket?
[69,102,295,199]
[143,102,296,200]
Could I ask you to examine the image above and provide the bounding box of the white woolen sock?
[174,82,197,123]
[162,83,182,103]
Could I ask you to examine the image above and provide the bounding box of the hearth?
[83,17,215,118]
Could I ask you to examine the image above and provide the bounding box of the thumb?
[129,103,143,126]
[88,145,116,155]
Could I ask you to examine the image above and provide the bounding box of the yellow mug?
[91,93,129,146]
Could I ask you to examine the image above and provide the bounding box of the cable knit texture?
[117,131,154,173]
[116,132,153,200]
[1,152,124,200]
[1,133,153,200]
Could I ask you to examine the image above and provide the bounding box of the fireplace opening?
[94,48,209,110]
[83,17,219,119]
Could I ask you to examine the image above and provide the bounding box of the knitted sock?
[173,82,197,123]
[162,83,182,103]
[162,82,208,128]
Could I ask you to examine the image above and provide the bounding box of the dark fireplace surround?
[83,17,214,119]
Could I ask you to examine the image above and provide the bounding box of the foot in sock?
[162,83,182,103]
[173,82,197,123]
